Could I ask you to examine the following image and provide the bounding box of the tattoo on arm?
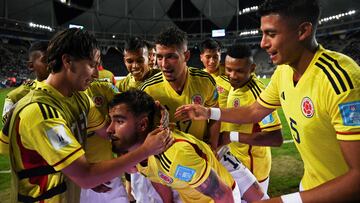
[196,169,228,200]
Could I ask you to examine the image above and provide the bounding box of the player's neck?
[46,73,73,97]
[291,41,319,81]
[169,67,188,94]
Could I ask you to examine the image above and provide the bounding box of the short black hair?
[109,89,156,129]
[144,40,155,50]
[46,28,99,73]
[28,41,48,56]
[226,43,252,59]
[199,38,222,53]
[155,27,188,51]
[124,36,147,52]
[258,0,321,27]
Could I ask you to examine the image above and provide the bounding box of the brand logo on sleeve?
[174,165,195,182]
[301,97,315,118]
[339,101,360,126]
[46,125,72,150]
[192,94,203,105]
[158,171,173,184]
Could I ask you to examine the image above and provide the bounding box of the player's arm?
[151,181,173,203]
[195,169,234,203]
[207,103,221,149]
[175,101,274,124]
[222,129,283,147]
[62,127,174,189]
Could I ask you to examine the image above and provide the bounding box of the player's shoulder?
[19,102,61,124]
[314,48,359,96]
[88,79,119,94]
[140,71,164,91]
[188,67,216,86]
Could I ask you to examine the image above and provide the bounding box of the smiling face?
[260,14,303,66]
[107,103,145,154]
[225,55,254,89]
[156,44,188,83]
[124,48,150,81]
[200,48,221,74]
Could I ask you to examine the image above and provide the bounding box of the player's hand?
[142,127,174,156]
[91,182,112,193]
[175,104,209,121]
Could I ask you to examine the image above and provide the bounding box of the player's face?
[260,14,301,65]
[148,48,156,68]
[156,44,188,82]
[225,55,254,89]
[107,103,142,153]
[200,49,221,74]
[28,51,49,81]
[68,49,100,91]
[124,48,150,81]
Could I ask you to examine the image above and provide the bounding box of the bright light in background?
[112,35,116,39]
[60,0,66,3]
[319,10,357,24]
[239,6,258,15]
[29,22,53,31]
[239,29,259,36]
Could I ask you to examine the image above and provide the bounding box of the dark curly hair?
[199,38,222,53]
[109,89,157,130]
[226,43,252,59]
[124,36,148,53]
[46,28,99,73]
[258,0,321,27]
[155,27,188,51]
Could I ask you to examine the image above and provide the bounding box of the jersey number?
[289,117,300,143]
[223,151,241,170]
[164,105,193,133]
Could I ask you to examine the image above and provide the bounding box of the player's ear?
[184,50,190,62]
[138,116,149,132]
[297,22,313,41]
[62,54,72,70]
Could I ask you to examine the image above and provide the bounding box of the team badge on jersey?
[301,97,315,118]
[93,96,104,107]
[158,171,173,184]
[339,101,360,126]
[233,98,240,108]
[46,125,72,150]
[192,94,203,105]
[174,165,195,182]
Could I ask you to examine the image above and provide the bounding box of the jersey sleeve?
[86,94,107,132]
[257,67,282,109]
[2,98,14,124]
[18,103,85,171]
[169,142,211,188]
[204,80,219,107]
[259,110,282,131]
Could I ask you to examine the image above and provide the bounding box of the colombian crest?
[233,98,240,108]
[301,97,314,118]
[93,96,104,107]
[192,94,203,105]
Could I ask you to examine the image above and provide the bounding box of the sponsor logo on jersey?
[174,165,195,182]
[93,96,104,107]
[339,101,360,126]
[262,113,274,124]
[192,94,203,105]
[301,97,315,118]
[233,98,240,108]
[46,125,72,150]
[158,171,173,184]
[216,85,224,94]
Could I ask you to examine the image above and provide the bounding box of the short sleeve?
[18,103,85,171]
[259,110,282,131]
[257,67,282,109]
[86,95,107,132]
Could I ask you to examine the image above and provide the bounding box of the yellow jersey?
[116,68,160,92]
[137,130,235,203]
[98,66,116,85]
[257,45,360,190]
[222,76,282,181]
[141,67,218,140]
[83,79,119,163]
[7,81,106,202]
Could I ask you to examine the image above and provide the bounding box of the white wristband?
[230,132,239,142]
[209,108,221,120]
[281,192,302,203]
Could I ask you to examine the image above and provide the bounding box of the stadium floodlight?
[212,29,225,37]
[239,6,258,15]
[112,35,116,39]
[29,22,53,31]
[239,29,259,36]
[319,10,357,24]
[69,24,84,29]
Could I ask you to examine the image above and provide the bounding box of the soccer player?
[220,43,282,193]
[141,27,220,149]
[1,41,48,154]
[98,63,116,85]
[145,40,157,69]
[199,38,231,108]
[5,28,172,202]
[175,0,360,202]
[107,89,269,203]
[116,36,160,92]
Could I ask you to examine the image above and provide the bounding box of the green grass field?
[0,81,303,200]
